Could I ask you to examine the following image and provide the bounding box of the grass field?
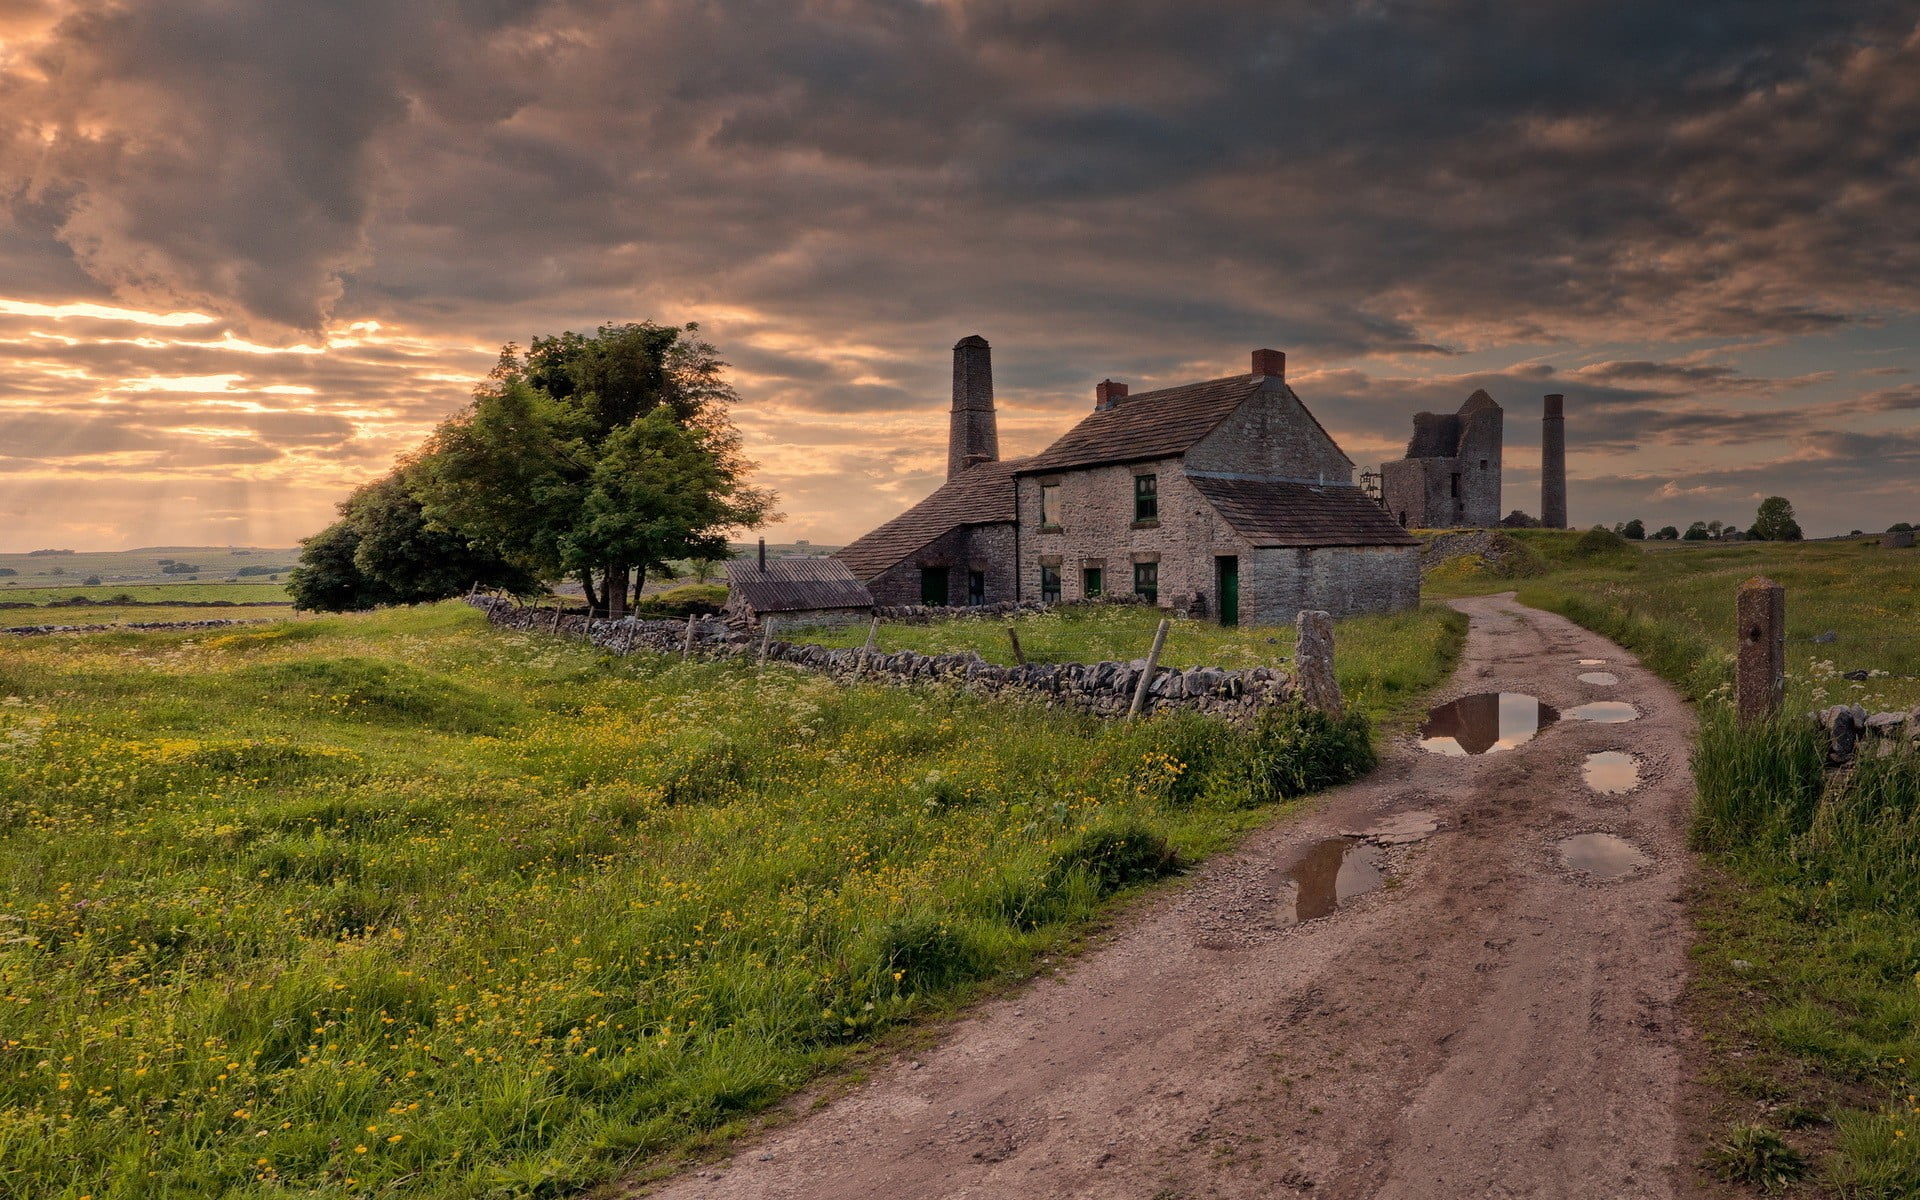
[1442,533,1920,1195]
[805,602,1466,723]
[0,600,1458,1198]
[0,547,300,592]
[0,606,297,630]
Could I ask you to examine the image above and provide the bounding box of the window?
[1479,459,1488,470]
[1134,473,1158,522]
[1040,564,1061,604]
[967,570,986,606]
[1133,561,1158,604]
[1039,484,1061,529]
[1082,567,1103,599]
[1449,472,1461,497]
[919,566,949,606]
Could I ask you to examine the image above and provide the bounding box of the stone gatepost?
[1295,609,1343,720]
[1735,576,1785,723]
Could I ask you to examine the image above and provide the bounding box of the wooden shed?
[723,554,875,629]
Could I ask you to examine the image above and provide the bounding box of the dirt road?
[638,594,1699,1199]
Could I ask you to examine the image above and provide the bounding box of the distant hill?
[0,546,301,589]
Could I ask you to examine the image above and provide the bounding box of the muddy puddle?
[1557,832,1649,880]
[1578,671,1620,686]
[1582,751,1641,794]
[1576,658,1607,666]
[1566,700,1639,723]
[1285,838,1384,923]
[1418,692,1559,755]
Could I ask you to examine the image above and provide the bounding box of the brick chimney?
[1541,393,1567,530]
[948,334,999,478]
[1251,348,1286,380]
[1094,379,1128,411]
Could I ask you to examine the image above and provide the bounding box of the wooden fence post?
[1127,618,1171,721]
[1736,576,1786,723]
[550,603,564,634]
[759,617,776,666]
[863,616,880,653]
[1005,624,1027,666]
[620,617,636,655]
[1295,610,1343,720]
[681,614,697,660]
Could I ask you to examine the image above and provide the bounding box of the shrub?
[1573,526,1630,557]
[1704,1124,1807,1191]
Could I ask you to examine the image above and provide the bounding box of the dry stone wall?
[471,596,1297,721]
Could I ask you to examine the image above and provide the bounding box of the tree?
[1619,518,1645,540]
[1653,525,1679,540]
[1889,522,1914,533]
[410,322,775,617]
[1750,496,1803,542]
[288,471,537,612]
[1683,521,1710,541]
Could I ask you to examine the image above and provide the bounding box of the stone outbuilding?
[1380,389,1503,529]
[836,339,1421,623]
[723,553,874,629]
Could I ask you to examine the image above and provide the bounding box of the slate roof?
[834,458,1025,579]
[1016,375,1266,474]
[1189,476,1421,548]
[724,555,874,613]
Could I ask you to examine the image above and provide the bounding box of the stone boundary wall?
[1814,704,1920,767]
[469,596,1297,720]
[0,618,265,637]
[866,595,1151,624]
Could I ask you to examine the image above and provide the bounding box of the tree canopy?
[292,322,775,614]
[1749,496,1804,542]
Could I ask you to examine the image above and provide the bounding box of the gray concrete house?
[836,339,1420,623]
[1379,389,1503,529]
[723,551,874,629]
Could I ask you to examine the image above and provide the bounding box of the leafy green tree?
[1889,521,1914,533]
[1750,496,1803,542]
[1653,525,1679,540]
[412,322,774,616]
[1683,521,1711,541]
[288,471,536,612]
[1618,518,1645,539]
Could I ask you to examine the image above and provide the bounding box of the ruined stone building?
[835,338,1420,624]
[1379,390,1503,529]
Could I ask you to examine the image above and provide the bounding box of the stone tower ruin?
[948,334,999,477]
[1379,389,1503,528]
[1541,393,1567,529]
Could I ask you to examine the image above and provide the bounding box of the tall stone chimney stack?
[948,335,999,478]
[1541,393,1567,529]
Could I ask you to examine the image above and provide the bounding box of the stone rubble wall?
[1813,704,1920,767]
[471,596,1296,721]
[0,618,264,637]
[864,594,1149,624]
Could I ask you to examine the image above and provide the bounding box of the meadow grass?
[802,602,1466,724]
[1456,535,1920,1194]
[0,600,1451,1198]
[0,582,292,606]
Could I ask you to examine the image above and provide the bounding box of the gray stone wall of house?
[1246,544,1420,622]
[865,522,1018,607]
[1380,392,1502,528]
[1184,382,1355,483]
[1380,457,1443,528]
[1455,406,1502,527]
[1019,461,1252,609]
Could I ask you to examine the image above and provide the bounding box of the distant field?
[0,545,299,591]
[0,604,297,629]
[0,581,292,606]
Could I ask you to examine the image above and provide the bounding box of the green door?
[1216,556,1239,627]
[920,566,949,606]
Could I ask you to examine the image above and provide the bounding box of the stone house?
[723,550,873,629]
[1379,389,1503,529]
[836,339,1420,624]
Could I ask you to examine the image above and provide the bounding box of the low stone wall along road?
[633,593,1699,1200]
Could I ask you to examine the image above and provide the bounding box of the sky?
[1,0,1917,552]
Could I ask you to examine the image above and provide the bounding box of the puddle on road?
[1576,658,1607,666]
[1285,838,1384,923]
[1557,832,1649,880]
[1583,751,1641,794]
[1578,671,1620,686]
[1418,693,1559,755]
[1566,700,1639,723]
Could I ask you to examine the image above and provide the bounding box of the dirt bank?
[634,594,1699,1200]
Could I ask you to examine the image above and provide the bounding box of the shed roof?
[834,458,1024,579]
[1189,475,1421,548]
[724,555,874,613]
[1017,375,1265,474]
